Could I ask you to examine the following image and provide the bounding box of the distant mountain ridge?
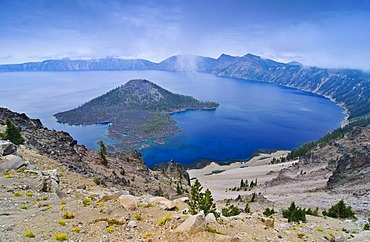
[1,53,369,120]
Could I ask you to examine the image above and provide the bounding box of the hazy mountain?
[0,58,156,71]
[157,55,217,72]
[1,54,369,120]
[212,53,370,119]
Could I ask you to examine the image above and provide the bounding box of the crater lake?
[0,70,344,167]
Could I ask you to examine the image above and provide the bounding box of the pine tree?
[1,119,25,145]
[185,179,218,217]
[322,199,356,219]
[244,203,251,213]
[98,140,108,166]
[250,192,256,202]
[176,181,184,195]
[98,140,107,155]
[186,179,203,215]
[282,202,306,223]
[200,189,217,216]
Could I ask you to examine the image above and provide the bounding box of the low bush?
[282,202,306,223]
[222,204,240,217]
[322,200,356,219]
[54,233,68,241]
[62,212,74,219]
[24,230,35,238]
[263,208,276,217]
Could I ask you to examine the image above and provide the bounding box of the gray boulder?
[0,155,25,171]
[119,195,138,211]
[173,211,206,233]
[0,140,17,156]
[36,169,60,193]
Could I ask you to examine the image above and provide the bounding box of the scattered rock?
[0,140,17,156]
[149,196,176,210]
[0,155,25,171]
[214,235,240,242]
[119,195,138,211]
[205,212,217,224]
[127,220,138,228]
[36,169,60,193]
[173,211,206,233]
[348,230,370,241]
[99,191,130,202]
[260,217,274,228]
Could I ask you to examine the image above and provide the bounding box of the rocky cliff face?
[268,125,370,193]
[327,127,370,189]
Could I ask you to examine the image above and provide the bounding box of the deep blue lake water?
[0,71,344,167]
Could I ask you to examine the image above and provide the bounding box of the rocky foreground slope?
[1,108,370,241]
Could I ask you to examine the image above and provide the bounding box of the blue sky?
[1,0,370,70]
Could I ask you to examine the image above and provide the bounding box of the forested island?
[54,79,219,149]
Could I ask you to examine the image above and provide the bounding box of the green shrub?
[19,205,28,210]
[263,208,276,217]
[83,198,92,206]
[222,204,240,217]
[58,220,66,226]
[142,232,152,239]
[158,215,171,226]
[282,202,306,223]
[25,191,33,197]
[24,229,35,238]
[364,223,370,230]
[62,212,74,219]
[322,200,356,219]
[93,177,100,185]
[305,207,320,216]
[364,218,370,230]
[206,226,224,234]
[134,212,142,221]
[70,227,80,233]
[316,227,324,232]
[244,203,251,213]
[106,226,114,233]
[54,233,68,241]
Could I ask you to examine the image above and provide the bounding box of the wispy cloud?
[1,0,370,70]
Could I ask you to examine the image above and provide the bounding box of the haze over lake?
[0,71,344,167]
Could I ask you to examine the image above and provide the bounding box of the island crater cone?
[54,79,219,150]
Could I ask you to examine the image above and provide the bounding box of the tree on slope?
[185,179,218,217]
[1,119,25,145]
